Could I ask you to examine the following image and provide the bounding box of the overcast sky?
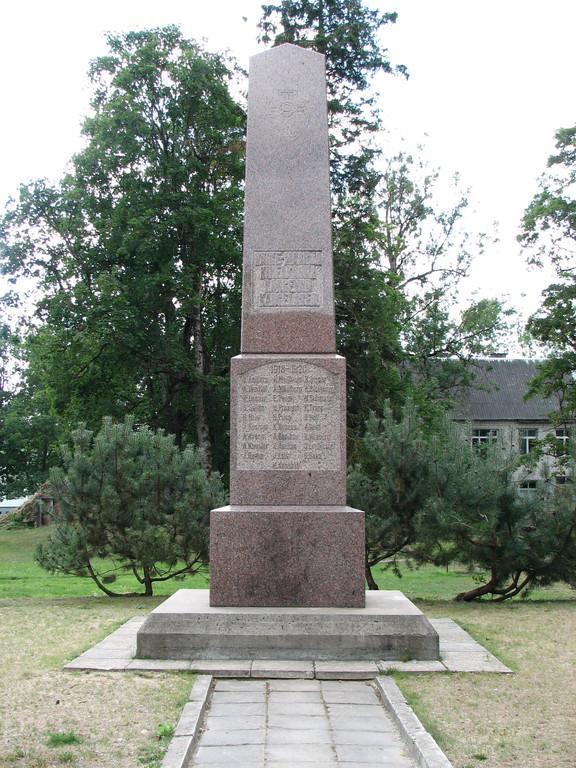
[1,0,574,330]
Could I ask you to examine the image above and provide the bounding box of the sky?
[1,0,574,336]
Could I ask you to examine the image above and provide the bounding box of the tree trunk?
[86,560,141,598]
[455,566,498,601]
[365,551,379,590]
[191,294,213,473]
[143,565,154,597]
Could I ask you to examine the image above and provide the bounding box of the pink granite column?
[209,44,365,608]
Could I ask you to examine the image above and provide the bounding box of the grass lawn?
[0,526,575,768]
[0,527,210,599]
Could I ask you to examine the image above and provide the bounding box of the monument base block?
[209,505,365,608]
[136,590,440,661]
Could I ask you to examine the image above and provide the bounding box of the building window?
[471,428,499,449]
[519,428,538,454]
[555,428,570,455]
[518,479,538,495]
[555,475,572,486]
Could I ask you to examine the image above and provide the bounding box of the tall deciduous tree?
[520,125,576,421]
[258,4,509,437]
[376,152,511,414]
[1,28,245,474]
[0,300,59,497]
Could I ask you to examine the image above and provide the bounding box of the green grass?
[1,526,574,602]
[371,560,575,602]
[136,722,175,768]
[0,527,209,599]
[57,753,77,764]
[47,732,81,747]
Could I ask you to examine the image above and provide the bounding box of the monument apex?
[241,44,336,354]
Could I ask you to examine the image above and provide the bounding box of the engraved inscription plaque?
[236,361,340,471]
[252,251,323,309]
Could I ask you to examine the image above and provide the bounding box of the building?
[452,358,570,490]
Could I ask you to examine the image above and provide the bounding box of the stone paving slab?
[162,675,212,768]
[314,660,380,679]
[189,661,252,678]
[64,615,511,675]
[266,728,333,744]
[429,619,512,673]
[200,730,265,746]
[127,659,192,671]
[440,652,511,673]
[379,659,447,673]
[251,659,315,678]
[268,689,322,702]
[211,690,265,704]
[188,680,419,768]
[204,715,266,731]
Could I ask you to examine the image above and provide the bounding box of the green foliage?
[375,152,511,413]
[155,723,174,741]
[36,416,226,596]
[1,27,245,475]
[0,302,60,497]
[520,124,576,421]
[137,722,176,768]
[57,753,76,764]
[258,0,406,167]
[351,402,576,599]
[417,436,576,601]
[337,149,511,437]
[348,401,454,586]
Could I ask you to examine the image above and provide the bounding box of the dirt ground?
[399,601,576,768]
[0,598,192,768]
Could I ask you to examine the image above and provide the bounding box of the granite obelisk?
[135,45,439,662]
[209,44,365,607]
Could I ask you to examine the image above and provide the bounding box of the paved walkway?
[188,678,415,767]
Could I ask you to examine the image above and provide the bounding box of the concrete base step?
[135,589,439,661]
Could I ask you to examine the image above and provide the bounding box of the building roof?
[453,359,560,422]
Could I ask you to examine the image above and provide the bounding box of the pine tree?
[36,417,225,596]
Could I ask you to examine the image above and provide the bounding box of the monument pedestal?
[136,589,440,661]
[210,505,365,607]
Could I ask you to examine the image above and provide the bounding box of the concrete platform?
[64,616,511,675]
[135,589,439,661]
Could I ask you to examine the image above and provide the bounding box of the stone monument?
[136,44,439,661]
[210,43,364,607]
